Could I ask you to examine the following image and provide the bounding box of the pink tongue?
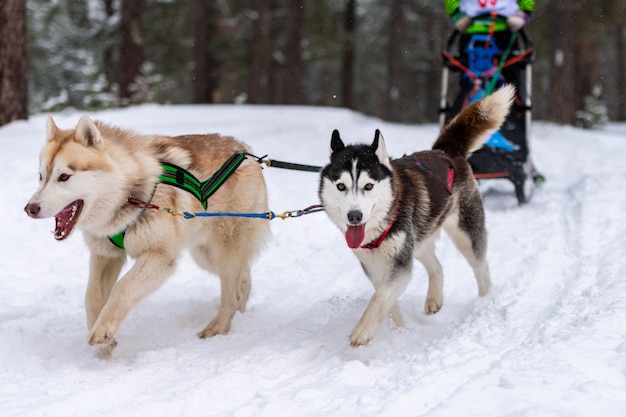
[345,225,365,248]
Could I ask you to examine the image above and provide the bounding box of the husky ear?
[75,115,103,148]
[46,116,59,142]
[371,129,390,166]
[330,129,345,155]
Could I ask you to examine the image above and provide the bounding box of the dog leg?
[444,211,492,296]
[191,242,252,339]
[447,227,492,296]
[360,261,405,328]
[390,303,405,327]
[87,252,176,357]
[414,236,444,314]
[85,253,126,329]
[236,268,251,313]
[197,263,248,339]
[350,270,410,347]
[472,260,491,296]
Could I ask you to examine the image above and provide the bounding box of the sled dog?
[319,85,514,347]
[24,115,270,357]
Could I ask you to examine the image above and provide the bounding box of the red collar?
[361,214,396,249]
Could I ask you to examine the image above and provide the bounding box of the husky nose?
[24,202,41,217]
[347,210,363,225]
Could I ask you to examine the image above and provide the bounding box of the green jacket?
[444,0,535,17]
[445,0,534,33]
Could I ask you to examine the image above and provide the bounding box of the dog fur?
[319,85,514,347]
[24,115,270,357]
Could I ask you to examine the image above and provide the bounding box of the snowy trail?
[1,106,625,416]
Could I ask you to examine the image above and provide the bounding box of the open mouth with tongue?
[345,224,365,248]
[53,200,84,240]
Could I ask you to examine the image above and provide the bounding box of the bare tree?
[342,0,356,109]
[282,1,305,104]
[617,26,626,121]
[248,0,268,104]
[266,1,282,104]
[119,0,144,105]
[546,0,578,124]
[102,0,116,93]
[385,0,404,121]
[192,0,218,103]
[604,0,626,121]
[0,0,28,126]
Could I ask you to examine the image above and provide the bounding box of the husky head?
[319,129,395,249]
[24,115,128,240]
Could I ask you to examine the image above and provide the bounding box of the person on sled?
[446,0,534,35]
[444,0,544,184]
[445,0,534,109]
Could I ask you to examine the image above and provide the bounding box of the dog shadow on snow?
[12,262,496,365]
[96,279,494,363]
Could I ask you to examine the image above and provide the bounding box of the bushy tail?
[433,84,515,159]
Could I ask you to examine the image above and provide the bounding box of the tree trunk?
[267,1,282,104]
[102,0,116,93]
[192,0,218,103]
[546,0,578,124]
[0,0,28,126]
[119,0,144,105]
[616,25,626,121]
[341,0,356,109]
[385,0,404,122]
[247,0,267,104]
[283,1,305,104]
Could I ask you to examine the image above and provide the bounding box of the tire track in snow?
[358,170,625,416]
[525,174,626,392]
[408,169,626,415]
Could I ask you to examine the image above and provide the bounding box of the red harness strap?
[360,161,454,250]
[361,214,396,250]
[447,167,455,192]
[443,50,478,80]
[416,160,455,194]
[442,46,534,83]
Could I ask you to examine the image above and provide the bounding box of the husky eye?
[38,173,42,181]
[58,173,71,182]
[336,183,347,191]
[364,183,374,191]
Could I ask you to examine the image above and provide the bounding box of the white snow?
[1,105,625,417]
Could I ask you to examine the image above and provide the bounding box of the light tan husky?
[24,115,270,357]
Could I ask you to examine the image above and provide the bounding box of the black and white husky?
[319,85,514,347]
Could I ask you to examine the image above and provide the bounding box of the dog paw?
[197,319,231,339]
[96,339,118,359]
[424,297,442,314]
[88,328,112,345]
[86,328,118,358]
[349,324,376,347]
[478,281,491,297]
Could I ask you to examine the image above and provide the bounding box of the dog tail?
[433,84,515,159]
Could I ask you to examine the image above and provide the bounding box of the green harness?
[108,152,247,249]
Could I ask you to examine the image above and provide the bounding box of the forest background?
[1,0,625,128]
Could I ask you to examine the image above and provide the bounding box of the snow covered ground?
[1,105,625,417]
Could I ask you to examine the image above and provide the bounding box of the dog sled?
[439,15,544,204]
